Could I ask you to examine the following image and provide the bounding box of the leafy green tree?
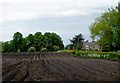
[0,42,3,53]
[53,45,59,51]
[20,38,28,52]
[113,2,120,51]
[89,6,118,51]
[65,44,72,50]
[50,33,64,50]
[2,31,64,52]
[26,34,35,47]
[75,43,82,50]
[12,32,23,52]
[34,32,45,51]
[70,33,84,50]
[44,32,64,51]
[2,41,10,52]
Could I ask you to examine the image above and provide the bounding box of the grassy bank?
[59,50,120,59]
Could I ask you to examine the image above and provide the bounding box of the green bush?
[27,47,36,52]
[17,49,20,52]
[53,46,59,51]
[61,50,120,59]
[41,48,48,52]
[81,48,86,51]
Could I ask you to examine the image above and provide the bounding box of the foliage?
[34,32,43,51]
[0,42,3,53]
[2,32,64,53]
[75,43,82,50]
[60,50,120,59]
[41,48,48,52]
[70,33,84,47]
[26,34,35,47]
[12,32,23,52]
[44,32,64,51]
[2,41,10,53]
[113,3,120,51]
[53,46,59,51]
[81,48,86,51]
[89,5,119,51]
[17,49,20,52]
[27,47,36,52]
[66,33,84,50]
[65,44,73,50]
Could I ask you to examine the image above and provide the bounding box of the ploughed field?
[2,52,120,81]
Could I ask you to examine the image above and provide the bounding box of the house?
[82,41,101,51]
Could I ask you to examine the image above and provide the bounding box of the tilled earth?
[2,52,120,82]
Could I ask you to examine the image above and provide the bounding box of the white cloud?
[60,9,88,16]
[0,0,119,23]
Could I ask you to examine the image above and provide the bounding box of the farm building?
[82,41,101,51]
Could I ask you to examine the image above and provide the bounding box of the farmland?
[2,52,120,82]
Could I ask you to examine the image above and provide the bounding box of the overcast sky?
[0,0,119,46]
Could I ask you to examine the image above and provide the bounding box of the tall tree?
[44,32,64,51]
[0,42,2,52]
[70,33,84,50]
[89,6,118,51]
[2,32,64,52]
[113,2,120,51]
[26,34,35,47]
[2,41,10,52]
[12,32,23,52]
[34,32,44,51]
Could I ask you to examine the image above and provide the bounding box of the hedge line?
[60,50,120,59]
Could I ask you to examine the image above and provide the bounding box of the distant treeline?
[1,32,64,53]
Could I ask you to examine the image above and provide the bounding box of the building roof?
[83,42,95,45]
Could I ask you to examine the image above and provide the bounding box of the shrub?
[41,48,48,52]
[17,49,20,52]
[27,47,36,52]
[62,50,120,59]
[81,48,86,51]
[53,46,59,51]
[98,49,102,52]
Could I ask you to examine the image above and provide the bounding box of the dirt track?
[2,52,120,81]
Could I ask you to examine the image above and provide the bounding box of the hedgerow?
[60,50,120,59]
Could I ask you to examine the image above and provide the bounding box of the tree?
[44,32,64,51]
[2,31,64,52]
[2,41,10,52]
[49,33,64,50]
[34,32,44,51]
[113,2,120,51]
[12,32,23,52]
[70,33,84,50]
[53,45,59,51]
[0,42,3,53]
[65,44,73,50]
[26,34,35,47]
[89,6,118,51]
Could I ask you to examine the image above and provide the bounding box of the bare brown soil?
[2,52,120,82]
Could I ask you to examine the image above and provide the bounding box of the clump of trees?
[89,3,120,51]
[2,32,64,53]
[65,33,84,50]
[0,42,2,53]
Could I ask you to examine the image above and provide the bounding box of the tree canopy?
[65,33,84,50]
[2,32,64,53]
[89,4,120,51]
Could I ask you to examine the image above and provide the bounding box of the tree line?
[1,32,64,53]
[89,3,120,51]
